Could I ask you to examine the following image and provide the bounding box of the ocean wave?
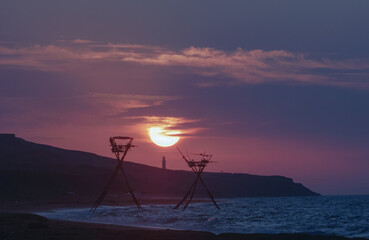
[36,195,369,238]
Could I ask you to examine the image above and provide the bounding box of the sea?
[36,195,369,239]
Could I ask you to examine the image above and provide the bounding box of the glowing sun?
[148,126,180,147]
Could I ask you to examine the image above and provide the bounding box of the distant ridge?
[0,134,319,203]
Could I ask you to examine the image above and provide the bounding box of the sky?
[1,0,369,195]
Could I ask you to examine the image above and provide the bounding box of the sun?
[148,126,180,147]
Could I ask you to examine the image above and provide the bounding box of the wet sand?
[0,212,366,240]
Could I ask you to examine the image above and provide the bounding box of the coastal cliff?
[0,134,319,203]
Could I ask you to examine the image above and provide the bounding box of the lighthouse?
[162,156,166,169]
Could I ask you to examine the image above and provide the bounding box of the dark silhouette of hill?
[0,134,319,203]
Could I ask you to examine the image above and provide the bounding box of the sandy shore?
[0,212,366,240]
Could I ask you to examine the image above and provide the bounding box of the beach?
[2,1,369,239]
[0,211,367,240]
[1,196,369,240]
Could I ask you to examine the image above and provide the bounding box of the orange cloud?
[124,116,206,140]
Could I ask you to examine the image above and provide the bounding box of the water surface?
[37,196,369,238]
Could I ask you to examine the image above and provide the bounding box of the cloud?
[0,93,178,128]
[1,40,369,88]
[69,39,97,44]
[86,93,179,116]
[123,116,206,138]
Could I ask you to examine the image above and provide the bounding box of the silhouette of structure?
[174,147,220,210]
[162,156,166,169]
[90,136,141,212]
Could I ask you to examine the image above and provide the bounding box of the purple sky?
[1,0,369,195]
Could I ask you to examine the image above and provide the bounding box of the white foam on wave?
[35,196,369,238]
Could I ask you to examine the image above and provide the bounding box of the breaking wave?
[36,195,369,238]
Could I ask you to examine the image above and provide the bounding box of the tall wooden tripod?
[90,136,142,213]
[174,148,220,210]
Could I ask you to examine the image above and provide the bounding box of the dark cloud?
[1,1,369,58]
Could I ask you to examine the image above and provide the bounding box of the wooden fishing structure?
[174,147,220,210]
[90,136,141,213]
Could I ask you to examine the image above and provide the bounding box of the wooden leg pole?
[198,176,220,210]
[90,161,121,213]
[119,165,142,209]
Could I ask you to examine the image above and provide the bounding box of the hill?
[0,134,319,204]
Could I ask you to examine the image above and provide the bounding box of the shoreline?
[0,212,367,240]
[0,198,216,213]
[1,198,368,240]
